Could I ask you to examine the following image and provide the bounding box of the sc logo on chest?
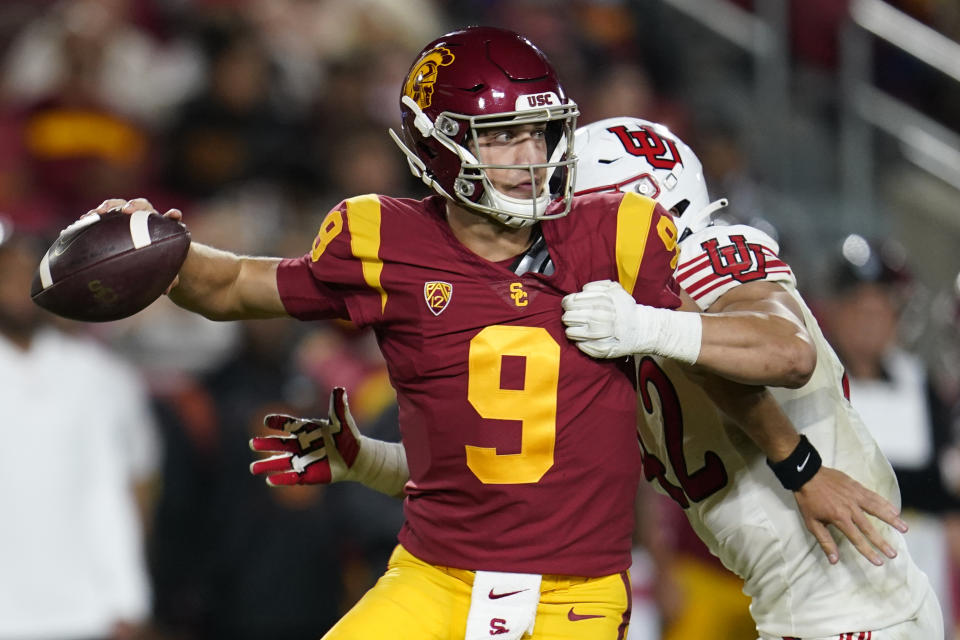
[510,282,528,307]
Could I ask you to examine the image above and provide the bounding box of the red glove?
[250,387,360,486]
[250,387,409,496]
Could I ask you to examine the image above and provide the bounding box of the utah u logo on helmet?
[606,124,682,170]
[404,47,455,109]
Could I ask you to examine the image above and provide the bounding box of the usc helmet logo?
[404,47,455,109]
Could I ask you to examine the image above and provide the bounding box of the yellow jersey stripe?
[615,192,656,295]
[346,194,388,313]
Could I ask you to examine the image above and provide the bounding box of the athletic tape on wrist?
[766,434,822,491]
[642,307,702,365]
[353,438,408,497]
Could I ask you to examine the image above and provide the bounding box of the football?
[30,208,191,322]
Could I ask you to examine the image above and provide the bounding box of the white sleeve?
[93,347,161,482]
[675,223,796,310]
[116,371,161,482]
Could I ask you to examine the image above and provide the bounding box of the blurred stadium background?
[1,1,959,639]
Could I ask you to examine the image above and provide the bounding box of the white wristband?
[350,437,409,498]
[633,306,703,365]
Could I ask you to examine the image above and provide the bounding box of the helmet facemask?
[392,96,578,228]
[455,105,578,227]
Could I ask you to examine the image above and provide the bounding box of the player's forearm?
[168,243,287,320]
[694,311,816,388]
[569,300,814,387]
[695,373,801,462]
[688,281,817,388]
[562,280,814,386]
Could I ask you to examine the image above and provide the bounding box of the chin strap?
[402,95,435,137]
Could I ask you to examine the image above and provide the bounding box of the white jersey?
[0,329,158,639]
[636,223,932,638]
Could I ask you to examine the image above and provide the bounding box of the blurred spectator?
[159,15,313,203]
[0,221,160,640]
[2,0,199,125]
[927,274,960,408]
[816,233,960,638]
[1,40,153,230]
[317,126,418,209]
[249,0,445,64]
[694,116,767,226]
[5,91,152,231]
[930,273,960,630]
[0,0,203,232]
[579,61,688,133]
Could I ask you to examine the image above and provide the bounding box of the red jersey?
[277,192,680,576]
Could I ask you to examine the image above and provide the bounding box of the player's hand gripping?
[87,198,184,292]
[249,387,408,497]
[562,280,701,364]
[794,467,909,566]
[86,197,183,222]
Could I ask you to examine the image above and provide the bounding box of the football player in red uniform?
[88,27,683,640]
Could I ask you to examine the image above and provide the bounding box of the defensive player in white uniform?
[250,118,943,639]
[561,118,942,640]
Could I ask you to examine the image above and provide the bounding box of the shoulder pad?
[675,223,795,310]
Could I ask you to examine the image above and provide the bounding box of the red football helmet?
[389,26,579,227]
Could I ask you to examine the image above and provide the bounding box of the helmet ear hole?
[672,199,690,216]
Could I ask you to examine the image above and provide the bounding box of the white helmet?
[573,116,727,236]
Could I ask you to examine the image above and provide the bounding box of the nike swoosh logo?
[796,452,811,473]
[567,607,604,621]
[488,588,527,600]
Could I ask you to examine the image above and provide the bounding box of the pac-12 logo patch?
[424,281,452,315]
